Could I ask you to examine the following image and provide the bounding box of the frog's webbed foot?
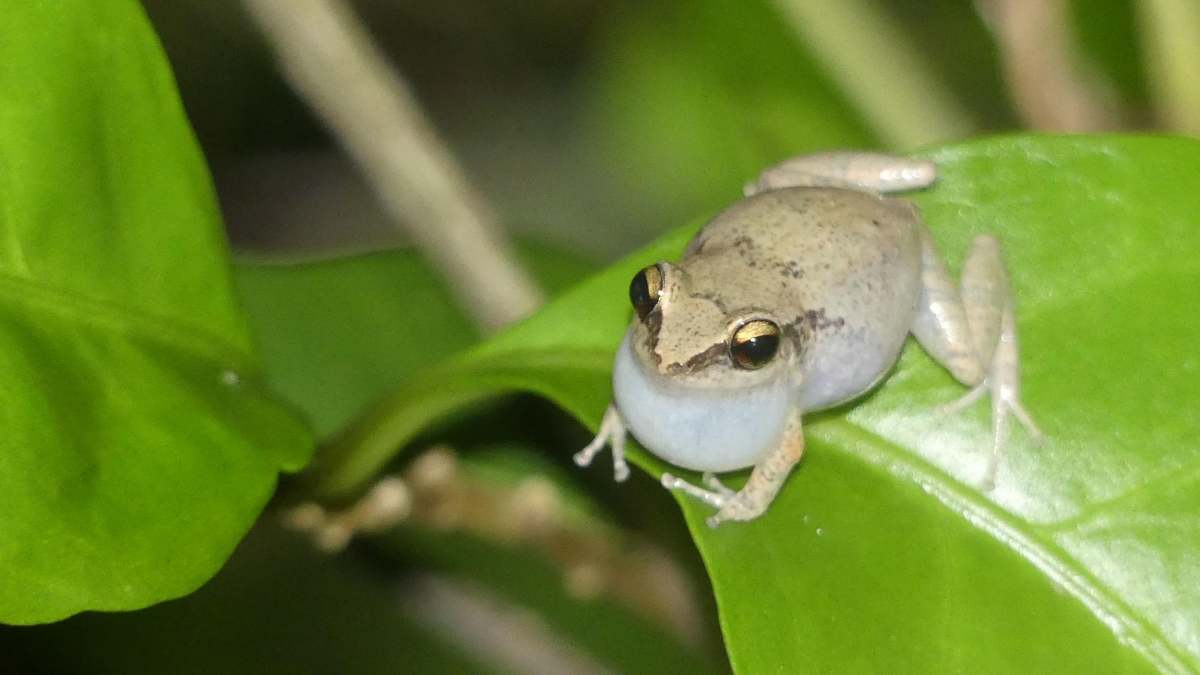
[574,403,630,482]
[911,231,1045,491]
[661,418,805,529]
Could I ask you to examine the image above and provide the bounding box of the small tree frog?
[575,151,1043,529]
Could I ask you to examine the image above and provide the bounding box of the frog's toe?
[702,472,736,498]
[935,380,988,417]
[705,497,767,529]
[612,460,631,483]
[661,472,727,509]
[573,443,601,468]
[1006,396,1045,445]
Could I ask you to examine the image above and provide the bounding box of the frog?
[574,151,1044,529]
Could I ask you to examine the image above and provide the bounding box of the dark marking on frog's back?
[781,308,844,356]
[775,260,804,280]
[803,308,846,331]
[690,291,730,313]
[684,233,709,257]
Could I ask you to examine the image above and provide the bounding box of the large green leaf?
[233,241,598,439]
[304,135,1200,673]
[0,0,310,623]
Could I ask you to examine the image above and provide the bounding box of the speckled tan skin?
[576,152,1043,528]
[640,188,926,409]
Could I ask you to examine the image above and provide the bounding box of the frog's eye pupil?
[630,264,663,320]
[730,320,781,369]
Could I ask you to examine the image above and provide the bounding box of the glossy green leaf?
[307,135,1200,673]
[233,241,598,439]
[0,0,310,624]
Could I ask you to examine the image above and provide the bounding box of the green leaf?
[234,251,481,439]
[233,240,598,439]
[307,135,1200,672]
[0,525,493,675]
[0,0,310,624]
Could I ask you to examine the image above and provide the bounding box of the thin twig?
[768,0,977,149]
[975,0,1125,131]
[1136,0,1200,135]
[285,445,708,647]
[399,573,620,675]
[241,0,545,333]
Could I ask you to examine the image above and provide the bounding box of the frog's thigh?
[909,227,1014,386]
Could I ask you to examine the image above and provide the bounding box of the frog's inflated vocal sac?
[575,151,1043,529]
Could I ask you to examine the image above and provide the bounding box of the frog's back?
[680,187,924,410]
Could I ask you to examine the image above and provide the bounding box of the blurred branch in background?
[1136,0,1200,135]
[286,445,707,649]
[767,0,978,148]
[975,0,1125,131]
[241,0,545,333]
[399,573,618,675]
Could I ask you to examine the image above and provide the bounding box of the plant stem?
[767,0,977,149]
[1136,0,1200,135]
[976,0,1124,131]
[241,0,545,333]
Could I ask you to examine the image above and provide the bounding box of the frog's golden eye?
[730,319,781,369]
[629,264,664,321]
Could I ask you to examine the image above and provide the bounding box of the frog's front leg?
[662,412,804,529]
[573,403,631,482]
[909,228,1044,490]
[744,151,937,196]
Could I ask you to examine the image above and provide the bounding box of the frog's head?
[625,261,799,390]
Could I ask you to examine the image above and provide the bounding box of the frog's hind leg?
[909,229,1043,491]
[744,151,937,197]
